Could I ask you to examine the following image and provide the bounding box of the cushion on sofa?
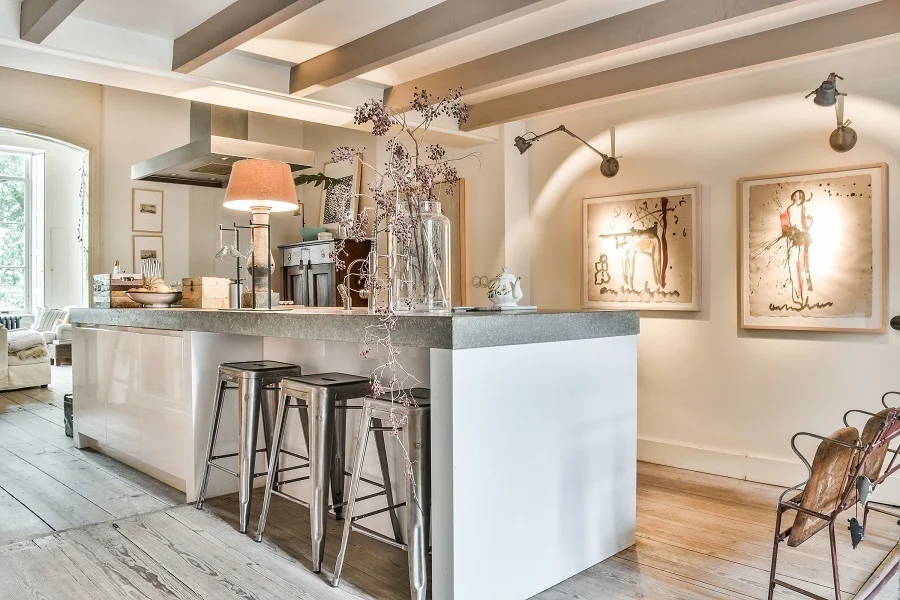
[31,308,66,333]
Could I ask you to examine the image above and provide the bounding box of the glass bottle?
[390,200,452,312]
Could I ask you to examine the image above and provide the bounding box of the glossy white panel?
[140,332,187,479]
[103,329,142,458]
[73,326,106,442]
[431,336,638,600]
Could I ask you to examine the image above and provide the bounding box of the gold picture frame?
[133,235,165,277]
[132,188,163,233]
[582,184,701,311]
[739,163,887,333]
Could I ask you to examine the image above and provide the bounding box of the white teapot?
[487,267,524,307]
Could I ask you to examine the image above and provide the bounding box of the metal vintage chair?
[768,399,900,600]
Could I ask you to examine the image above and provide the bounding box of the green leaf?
[294,172,344,190]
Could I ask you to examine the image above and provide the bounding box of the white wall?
[524,79,900,493]
[100,87,191,282]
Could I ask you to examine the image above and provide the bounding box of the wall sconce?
[514,125,620,177]
[806,72,858,153]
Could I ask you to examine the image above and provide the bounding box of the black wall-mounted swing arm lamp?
[513,125,620,177]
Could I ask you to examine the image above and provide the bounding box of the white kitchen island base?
[72,308,638,600]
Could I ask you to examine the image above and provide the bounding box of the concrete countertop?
[70,307,639,350]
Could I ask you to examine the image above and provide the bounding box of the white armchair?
[0,326,52,391]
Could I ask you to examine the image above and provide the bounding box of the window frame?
[0,150,32,313]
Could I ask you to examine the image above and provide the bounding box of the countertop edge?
[70,308,639,350]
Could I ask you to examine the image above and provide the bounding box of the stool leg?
[405,411,431,600]
[373,418,404,544]
[256,390,290,542]
[196,378,227,509]
[260,387,278,475]
[308,391,336,573]
[331,402,348,519]
[332,403,374,588]
[237,378,263,534]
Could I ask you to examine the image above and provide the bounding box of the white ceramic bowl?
[125,291,182,308]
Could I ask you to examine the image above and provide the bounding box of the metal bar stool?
[332,388,431,600]
[255,373,403,574]
[196,360,302,533]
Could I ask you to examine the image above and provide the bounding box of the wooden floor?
[0,454,897,599]
[0,366,183,545]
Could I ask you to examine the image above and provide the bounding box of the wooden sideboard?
[278,239,372,307]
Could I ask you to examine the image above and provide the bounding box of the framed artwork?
[582,185,700,311]
[432,179,467,305]
[132,188,163,233]
[133,235,164,276]
[319,158,361,234]
[739,164,887,332]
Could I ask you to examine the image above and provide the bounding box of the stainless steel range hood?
[131,103,315,188]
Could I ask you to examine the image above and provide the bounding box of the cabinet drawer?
[282,242,334,266]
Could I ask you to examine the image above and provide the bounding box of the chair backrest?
[858,408,900,482]
[788,426,859,547]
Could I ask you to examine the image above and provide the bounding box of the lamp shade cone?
[223,159,298,213]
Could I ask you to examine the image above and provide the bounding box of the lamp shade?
[223,159,298,213]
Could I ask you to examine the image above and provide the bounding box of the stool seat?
[374,387,431,405]
[285,372,370,389]
[218,361,303,386]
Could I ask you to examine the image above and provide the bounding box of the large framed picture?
[582,185,700,311]
[432,179,467,305]
[319,158,361,235]
[132,188,163,233]
[133,235,164,277]
[739,164,887,332]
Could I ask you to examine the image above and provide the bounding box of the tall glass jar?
[390,200,452,312]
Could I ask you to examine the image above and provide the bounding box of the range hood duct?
[131,102,315,188]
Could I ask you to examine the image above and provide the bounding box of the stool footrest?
[210,448,266,461]
[275,475,310,486]
[208,462,239,478]
[351,501,407,523]
[351,523,408,551]
[331,489,387,510]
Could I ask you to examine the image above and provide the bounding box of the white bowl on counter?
[125,291,183,308]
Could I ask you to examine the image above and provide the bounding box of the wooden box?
[182,277,230,309]
[92,274,142,308]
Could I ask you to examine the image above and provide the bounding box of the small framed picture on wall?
[132,188,163,233]
[133,235,164,276]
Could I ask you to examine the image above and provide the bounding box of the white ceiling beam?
[385,0,801,108]
[289,0,563,97]
[172,0,323,74]
[463,0,900,131]
[20,0,84,43]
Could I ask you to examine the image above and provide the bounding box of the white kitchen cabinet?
[74,326,189,490]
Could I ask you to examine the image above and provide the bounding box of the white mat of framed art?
[582,185,701,311]
[739,164,886,333]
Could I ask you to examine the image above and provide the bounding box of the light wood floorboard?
[0,462,895,599]
[0,367,182,544]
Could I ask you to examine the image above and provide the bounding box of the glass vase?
[390,200,452,312]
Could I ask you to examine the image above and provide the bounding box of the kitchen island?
[70,307,638,600]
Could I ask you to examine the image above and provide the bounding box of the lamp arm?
[520,125,611,160]
[558,126,610,160]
